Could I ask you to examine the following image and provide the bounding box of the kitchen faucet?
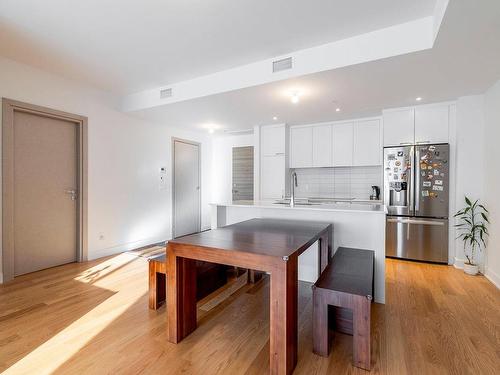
[290,171,298,207]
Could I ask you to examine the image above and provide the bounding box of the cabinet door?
[290,127,313,168]
[261,125,285,156]
[383,108,414,146]
[260,155,285,199]
[415,105,449,144]
[332,123,353,166]
[353,120,381,166]
[312,125,333,167]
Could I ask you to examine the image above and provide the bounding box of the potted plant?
[454,196,489,275]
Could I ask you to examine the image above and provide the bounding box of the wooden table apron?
[166,223,332,375]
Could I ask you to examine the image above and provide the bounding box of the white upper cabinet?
[332,123,353,166]
[415,105,449,144]
[353,119,381,166]
[261,125,285,156]
[290,126,313,168]
[312,125,333,167]
[383,108,415,146]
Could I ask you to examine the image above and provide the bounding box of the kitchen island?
[211,200,386,303]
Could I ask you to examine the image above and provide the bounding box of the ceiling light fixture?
[416,97,422,101]
[290,93,300,104]
[336,108,341,112]
[273,116,278,121]
[208,128,215,134]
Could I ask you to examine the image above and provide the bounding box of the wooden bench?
[312,247,374,370]
[148,254,228,309]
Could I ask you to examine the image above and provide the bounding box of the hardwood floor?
[1,254,499,374]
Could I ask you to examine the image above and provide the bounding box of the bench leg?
[149,264,166,310]
[312,288,330,357]
[247,269,263,283]
[353,297,371,370]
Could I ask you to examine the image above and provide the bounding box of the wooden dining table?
[166,218,333,375]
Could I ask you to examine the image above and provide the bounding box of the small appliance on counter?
[384,143,449,263]
[370,186,380,200]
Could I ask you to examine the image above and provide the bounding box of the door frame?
[2,98,88,282]
[171,137,201,239]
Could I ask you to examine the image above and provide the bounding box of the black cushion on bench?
[315,247,374,298]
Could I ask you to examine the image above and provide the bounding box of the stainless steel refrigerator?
[384,144,449,263]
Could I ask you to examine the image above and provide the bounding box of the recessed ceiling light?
[336,108,341,112]
[291,93,300,104]
[416,97,422,101]
[208,128,215,134]
[273,116,278,121]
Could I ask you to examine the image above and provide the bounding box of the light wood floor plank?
[0,255,499,374]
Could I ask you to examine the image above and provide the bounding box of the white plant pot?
[463,263,479,276]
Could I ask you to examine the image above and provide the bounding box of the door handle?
[64,189,78,201]
[387,218,444,226]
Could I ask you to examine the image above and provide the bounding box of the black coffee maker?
[370,185,380,201]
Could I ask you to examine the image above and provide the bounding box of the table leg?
[312,287,330,357]
[319,226,333,273]
[167,246,197,343]
[269,255,298,375]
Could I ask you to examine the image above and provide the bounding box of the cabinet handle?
[399,142,413,146]
[275,152,285,155]
[416,141,431,144]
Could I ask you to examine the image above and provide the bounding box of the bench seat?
[312,247,374,370]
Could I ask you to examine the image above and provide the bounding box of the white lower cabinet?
[260,155,286,199]
[353,119,381,166]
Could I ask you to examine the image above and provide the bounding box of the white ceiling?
[0,0,436,94]
[131,0,500,132]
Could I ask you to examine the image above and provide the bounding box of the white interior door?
[173,139,201,238]
[13,111,78,276]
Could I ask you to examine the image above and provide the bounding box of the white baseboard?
[484,267,500,289]
[453,257,465,269]
[88,237,167,261]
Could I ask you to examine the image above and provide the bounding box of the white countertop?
[210,200,387,214]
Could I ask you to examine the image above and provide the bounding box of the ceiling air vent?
[272,57,293,73]
[160,88,172,99]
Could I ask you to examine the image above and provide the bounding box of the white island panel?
[211,202,386,303]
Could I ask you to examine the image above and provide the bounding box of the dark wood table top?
[169,218,332,258]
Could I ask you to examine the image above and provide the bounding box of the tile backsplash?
[293,166,382,200]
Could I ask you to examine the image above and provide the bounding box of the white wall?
[0,57,212,282]
[453,95,485,267]
[211,134,254,203]
[483,79,500,288]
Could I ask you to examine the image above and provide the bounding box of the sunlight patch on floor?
[3,288,145,374]
[74,252,139,287]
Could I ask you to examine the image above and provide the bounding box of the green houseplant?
[454,196,489,275]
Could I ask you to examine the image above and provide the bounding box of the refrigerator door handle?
[414,146,420,214]
[409,146,415,216]
[387,218,445,226]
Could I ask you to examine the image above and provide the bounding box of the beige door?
[173,139,200,238]
[13,111,78,276]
